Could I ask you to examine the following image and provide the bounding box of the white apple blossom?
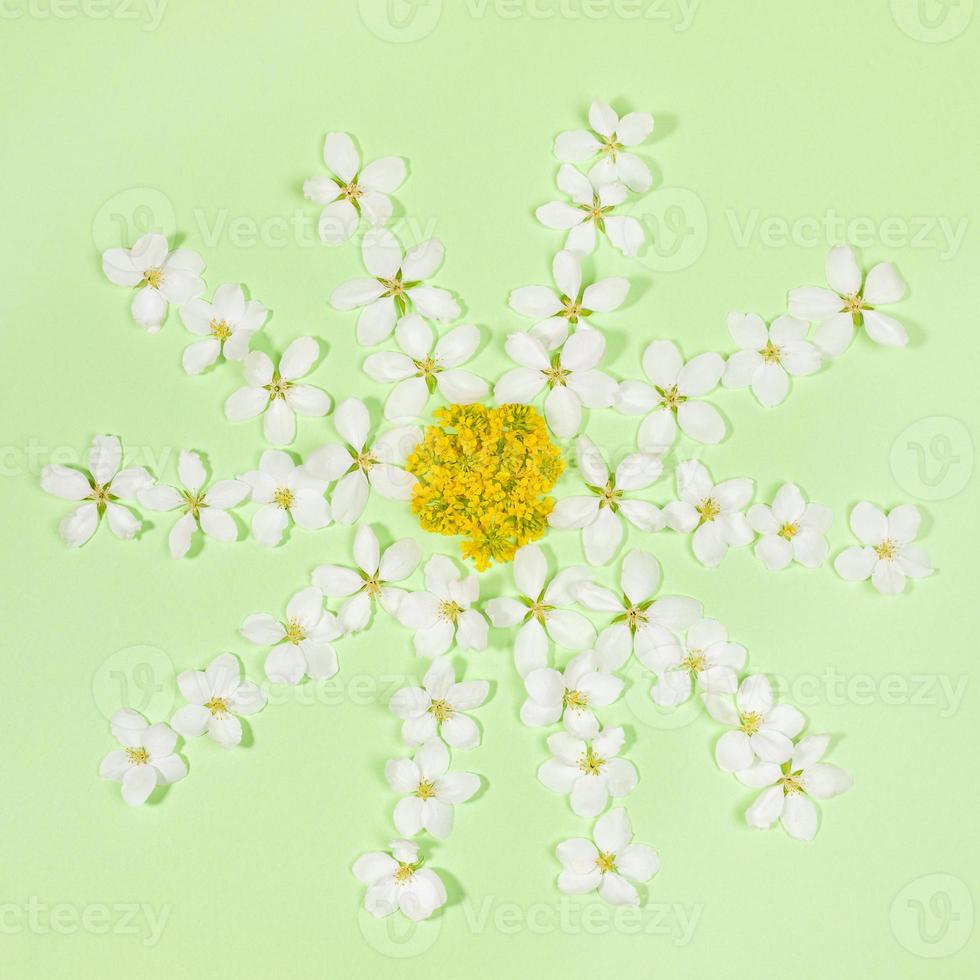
[554,98,655,193]
[493,329,616,439]
[834,501,933,596]
[788,244,908,356]
[556,807,660,906]
[737,735,853,841]
[385,737,480,840]
[538,724,637,818]
[224,336,331,446]
[330,229,460,346]
[353,839,447,922]
[521,650,624,738]
[137,450,248,559]
[101,233,204,332]
[484,542,595,676]
[303,131,405,244]
[240,585,341,685]
[170,653,267,749]
[536,165,644,257]
[41,434,153,548]
[570,549,702,666]
[647,619,747,708]
[747,483,832,572]
[722,313,821,407]
[507,249,629,351]
[388,657,490,750]
[664,460,754,568]
[362,315,487,420]
[548,436,665,565]
[98,709,186,806]
[305,397,420,524]
[239,450,330,547]
[705,674,805,771]
[179,282,268,375]
[396,555,489,658]
[614,340,726,452]
[312,524,420,632]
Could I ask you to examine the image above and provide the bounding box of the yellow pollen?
[126,746,149,766]
[874,538,898,561]
[659,385,686,411]
[204,697,229,716]
[841,293,867,317]
[595,851,617,874]
[284,618,306,644]
[341,180,363,202]
[438,600,462,623]
[529,600,552,624]
[90,482,113,507]
[600,136,622,158]
[393,862,417,884]
[264,372,291,401]
[182,490,206,517]
[416,779,438,801]
[597,480,622,510]
[273,487,294,510]
[760,340,782,364]
[680,651,706,674]
[740,711,763,736]
[563,689,588,711]
[379,277,406,298]
[778,522,799,540]
[362,575,382,597]
[561,297,583,320]
[578,747,605,776]
[697,497,720,524]
[780,766,804,795]
[415,356,439,378]
[625,604,649,632]
[355,450,375,472]
[209,319,232,341]
[429,699,453,723]
[140,268,163,289]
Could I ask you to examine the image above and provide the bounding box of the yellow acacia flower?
[406,403,565,571]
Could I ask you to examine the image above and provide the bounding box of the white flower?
[548,436,665,565]
[353,839,447,922]
[538,724,637,818]
[303,131,405,245]
[494,329,616,439]
[385,737,480,840]
[536,165,644,257]
[648,619,746,708]
[179,282,268,375]
[239,450,330,547]
[737,735,853,842]
[571,549,702,666]
[330,229,460,346]
[557,808,660,906]
[137,450,248,559]
[240,585,341,685]
[98,709,186,806]
[484,542,596,676]
[388,657,489,749]
[705,674,805,771]
[101,233,205,333]
[41,434,153,548]
[170,653,267,749]
[521,650,624,738]
[224,336,331,446]
[747,483,832,572]
[396,555,489,658]
[614,340,725,452]
[305,397,420,524]
[788,244,908,356]
[508,249,629,351]
[554,98,655,193]
[664,460,754,568]
[722,313,821,407]
[834,501,933,596]
[312,524,421,632]
[362,314,488,420]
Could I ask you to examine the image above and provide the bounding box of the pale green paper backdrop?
[1,1,978,977]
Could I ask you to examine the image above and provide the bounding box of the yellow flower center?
[841,292,870,321]
[209,319,232,341]
[780,764,805,795]
[680,650,706,675]
[560,296,585,321]
[354,450,376,472]
[126,747,149,765]
[264,371,292,401]
[429,699,453,723]
[438,600,462,623]
[362,574,382,597]
[778,522,799,540]
[595,479,622,510]
[658,384,687,412]
[740,711,764,736]
[595,851,617,874]
[379,276,406,298]
[393,862,418,884]
[528,599,553,624]
[563,689,588,711]
[415,355,439,379]
[874,538,898,561]
[624,603,649,633]
[140,267,163,289]
[697,497,720,524]
[204,697,229,716]
[273,487,294,510]
[341,180,363,202]
[416,779,438,801]
[544,361,571,387]
[578,747,605,776]
[89,482,114,508]
[600,136,623,158]
[284,618,306,644]
[760,340,782,364]
[182,490,206,517]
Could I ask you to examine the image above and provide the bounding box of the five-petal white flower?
[614,340,726,452]
[557,807,660,906]
[170,653,267,749]
[98,709,187,806]
[363,314,488,420]
[41,434,153,548]
[101,233,205,332]
[137,449,248,559]
[722,313,821,407]
[353,839,447,922]
[385,737,480,839]
[554,98,655,193]
[788,244,908,356]
[330,229,460,346]
[304,131,406,245]
[179,282,268,375]
[239,450,330,547]
[834,501,933,595]
[389,657,490,749]
[224,336,331,446]
[240,585,342,685]
[747,483,832,572]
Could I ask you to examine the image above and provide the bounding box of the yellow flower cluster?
[406,403,565,571]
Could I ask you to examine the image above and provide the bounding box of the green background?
[2,0,978,976]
